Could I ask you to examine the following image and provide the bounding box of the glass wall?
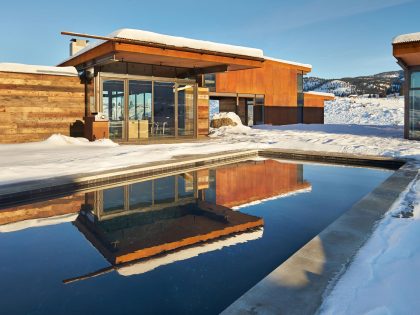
[409,71,420,139]
[101,77,196,141]
[102,80,125,140]
[203,74,216,92]
[128,81,152,140]
[297,72,304,123]
[254,95,265,125]
[177,84,195,136]
[153,82,175,137]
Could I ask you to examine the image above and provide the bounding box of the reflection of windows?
[203,74,216,92]
[154,177,176,204]
[103,187,125,212]
[178,174,195,199]
[129,181,153,209]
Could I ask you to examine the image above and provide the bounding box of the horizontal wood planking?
[0,72,84,143]
[197,88,209,136]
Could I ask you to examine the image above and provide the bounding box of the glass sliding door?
[128,80,152,140]
[153,81,176,137]
[102,80,125,140]
[177,84,195,136]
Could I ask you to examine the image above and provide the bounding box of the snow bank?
[304,91,335,98]
[62,28,263,64]
[393,32,420,44]
[324,97,404,126]
[211,112,243,127]
[42,134,117,147]
[319,174,420,314]
[264,56,312,70]
[0,63,78,76]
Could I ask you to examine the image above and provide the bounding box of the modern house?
[0,28,334,144]
[393,32,420,140]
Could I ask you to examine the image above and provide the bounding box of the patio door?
[128,80,152,140]
[102,79,125,140]
[101,76,196,141]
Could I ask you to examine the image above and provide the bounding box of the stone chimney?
[70,39,89,56]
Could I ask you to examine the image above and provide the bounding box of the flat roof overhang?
[58,40,264,74]
[393,41,420,68]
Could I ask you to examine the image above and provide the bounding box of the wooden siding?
[0,72,85,143]
[215,60,300,107]
[197,87,210,136]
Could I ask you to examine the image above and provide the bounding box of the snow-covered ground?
[325,97,404,126]
[320,174,420,315]
[0,97,419,313]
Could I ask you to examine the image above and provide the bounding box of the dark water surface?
[0,160,392,315]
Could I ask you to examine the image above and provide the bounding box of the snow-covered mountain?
[304,71,404,97]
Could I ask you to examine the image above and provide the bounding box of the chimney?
[70,39,89,56]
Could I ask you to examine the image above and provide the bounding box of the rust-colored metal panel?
[215,60,301,107]
[214,160,310,208]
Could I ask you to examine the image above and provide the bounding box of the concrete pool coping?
[221,158,418,315]
[0,148,408,207]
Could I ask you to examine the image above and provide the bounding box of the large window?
[101,77,196,140]
[203,74,216,91]
[254,95,265,125]
[409,71,420,139]
[153,81,175,137]
[102,80,125,139]
[297,72,304,123]
[177,85,195,136]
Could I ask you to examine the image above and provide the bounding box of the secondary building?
[0,28,334,144]
[393,31,420,140]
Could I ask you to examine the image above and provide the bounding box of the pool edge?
[221,160,418,315]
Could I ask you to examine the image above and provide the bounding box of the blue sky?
[0,0,418,78]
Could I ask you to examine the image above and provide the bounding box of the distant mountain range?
[304,70,404,97]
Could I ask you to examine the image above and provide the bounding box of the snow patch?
[319,173,420,315]
[0,63,78,76]
[324,97,404,126]
[264,56,312,69]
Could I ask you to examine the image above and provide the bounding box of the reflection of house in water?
[74,172,264,268]
[204,160,311,208]
[0,159,310,279]
[0,195,84,232]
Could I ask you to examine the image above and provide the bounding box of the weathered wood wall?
[197,87,210,136]
[0,72,85,143]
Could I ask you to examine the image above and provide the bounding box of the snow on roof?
[118,228,263,276]
[264,56,312,70]
[62,28,264,64]
[393,32,420,44]
[0,63,78,76]
[304,91,335,98]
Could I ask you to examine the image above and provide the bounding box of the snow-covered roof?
[264,56,312,70]
[62,28,264,64]
[0,63,78,76]
[393,32,420,44]
[304,91,335,98]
